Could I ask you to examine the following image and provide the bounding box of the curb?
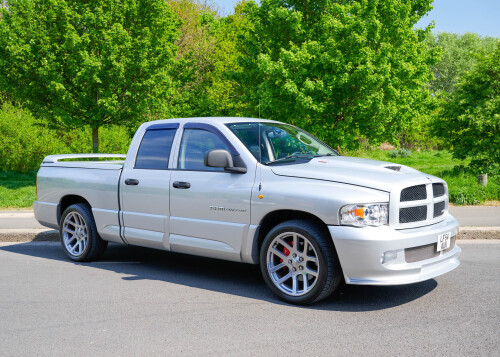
[0,227,499,243]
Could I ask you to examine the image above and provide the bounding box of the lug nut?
[299,257,304,262]
[293,253,297,258]
[292,267,297,272]
[299,266,304,270]
[288,259,292,264]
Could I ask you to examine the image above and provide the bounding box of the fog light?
[381,250,398,265]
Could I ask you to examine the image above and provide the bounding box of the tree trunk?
[478,174,488,186]
[92,127,99,153]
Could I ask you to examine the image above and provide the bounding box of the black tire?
[59,203,108,262]
[259,220,342,305]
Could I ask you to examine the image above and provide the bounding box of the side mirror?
[204,149,247,174]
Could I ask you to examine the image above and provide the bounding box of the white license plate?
[437,232,451,252]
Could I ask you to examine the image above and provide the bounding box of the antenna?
[258,100,262,191]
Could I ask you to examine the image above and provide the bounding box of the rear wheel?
[60,203,107,262]
[260,220,342,305]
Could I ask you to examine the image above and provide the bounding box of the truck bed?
[35,154,126,243]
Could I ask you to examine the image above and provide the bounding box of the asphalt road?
[0,240,498,356]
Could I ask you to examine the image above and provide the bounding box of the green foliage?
[427,32,498,94]
[168,0,250,117]
[389,148,412,158]
[0,0,180,152]
[0,103,130,172]
[435,42,500,174]
[235,0,439,149]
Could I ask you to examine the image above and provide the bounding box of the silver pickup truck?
[34,117,460,304]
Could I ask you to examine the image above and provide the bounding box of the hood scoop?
[385,165,402,172]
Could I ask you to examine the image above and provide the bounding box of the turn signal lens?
[340,203,389,227]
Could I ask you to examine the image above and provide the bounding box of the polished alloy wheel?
[266,232,320,296]
[62,211,88,257]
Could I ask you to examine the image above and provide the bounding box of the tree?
[235,0,440,149]
[167,0,250,118]
[427,32,498,95]
[0,0,179,152]
[436,42,500,174]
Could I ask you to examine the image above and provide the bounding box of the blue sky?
[214,0,500,38]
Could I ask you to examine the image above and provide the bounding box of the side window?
[178,128,230,171]
[135,129,176,170]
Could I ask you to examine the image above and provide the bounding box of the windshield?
[226,122,338,165]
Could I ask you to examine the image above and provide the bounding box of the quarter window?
[135,129,176,170]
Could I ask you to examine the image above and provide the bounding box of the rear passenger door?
[120,123,179,250]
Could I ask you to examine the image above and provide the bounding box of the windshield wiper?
[264,154,314,165]
[314,153,338,157]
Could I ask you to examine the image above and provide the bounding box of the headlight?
[340,203,389,227]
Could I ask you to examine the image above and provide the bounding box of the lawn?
[0,171,37,209]
[0,150,498,208]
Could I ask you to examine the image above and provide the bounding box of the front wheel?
[60,203,108,262]
[260,220,342,305]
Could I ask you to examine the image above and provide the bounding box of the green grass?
[0,171,37,209]
[0,150,498,208]
[350,149,500,205]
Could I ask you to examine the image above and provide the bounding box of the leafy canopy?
[427,32,498,94]
[235,0,439,149]
[436,42,500,174]
[0,0,180,152]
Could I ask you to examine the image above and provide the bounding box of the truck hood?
[270,156,431,192]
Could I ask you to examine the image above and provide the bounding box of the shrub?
[0,104,131,172]
[389,148,412,158]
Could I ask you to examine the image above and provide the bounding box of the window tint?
[178,129,230,171]
[135,129,176,169]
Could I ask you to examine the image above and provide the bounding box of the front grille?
[399,206,427,223]
[400,185,427,202]
[433,183,445,197]
[433,201,445,218]
[405,236,456,263]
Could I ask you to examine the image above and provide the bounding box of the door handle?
[173,181,191,189]
[124,178,139,186]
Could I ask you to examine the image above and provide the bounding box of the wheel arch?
[252,209,332,262]
[58,195,92,223]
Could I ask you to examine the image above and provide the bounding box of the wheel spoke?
[279,237,293,251]
[306,255,318,264]
[302,240,309,255]
[292,234,298,250]
[63,227,76,235]
[75,213,83,228]
[276,272,292,285]
[302,273,309,291]
[292,275,298,294]
[305,267,318,277]
[271,248,288,261]
[70,241,79,254]
[269,262,286,273]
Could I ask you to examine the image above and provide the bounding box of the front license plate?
[437,232,451,252]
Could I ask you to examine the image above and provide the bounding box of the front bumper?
[329,214,461,285]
